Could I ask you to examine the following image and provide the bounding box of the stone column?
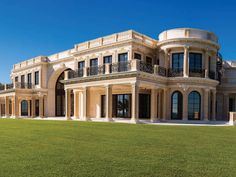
[11,98,15,118]
[211,90,216,121]
[31,97,36,118]
[157,90,162,120]
[27,100,31,117]
[183,91,188,121]
[5,96,9,117]
[223,93,229,120]
[204,51,209,78]
[183,46,189,77]
[18,99,22,117]
[151,88,158,122]
[162,88,168,120]
[131,83,139,123]
[105,85,113,121]
[82,87,88,121]
[73,90,79,119]
[204,89,210,121]
[65,89,71,120]
[14,96,19,118]
[39,96,44,118]
[164,50,169,69]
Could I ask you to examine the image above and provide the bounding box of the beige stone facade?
[0,28,234,123]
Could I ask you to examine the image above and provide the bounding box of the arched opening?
[55,72,65,117]
[55,70,74,117]
[188,91,201,120]
[21,100,28,116]
[171,91,183,120]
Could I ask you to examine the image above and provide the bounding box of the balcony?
[65,59,217,82]
[168,68,183,77]
[0,82,34,92]
[67,60,167,80]
[189,69,205,78]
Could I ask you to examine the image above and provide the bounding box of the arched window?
[21,100,28,116]
[171,91,183,120]
[188,91,201,120]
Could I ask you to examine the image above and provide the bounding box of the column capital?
[184,45,190,50]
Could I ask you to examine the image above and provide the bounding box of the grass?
[0,119,235,177]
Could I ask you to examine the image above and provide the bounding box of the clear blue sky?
[0,0,235,83]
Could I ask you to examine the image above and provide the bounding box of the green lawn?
[0,119,235,177]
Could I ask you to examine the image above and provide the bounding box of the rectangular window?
[118,53,128,62]
[189,53,202,71]
[146,57,153,65]
[134,53,142,60]
[112,94,131,118]
[35,71,39,85]
[78,61,85,69]
[90,58,98,67]
[27,73,32,84]
[21,75,25,83]
[103,55,112,64]
[172,53,184,70]
[89,58,98,75]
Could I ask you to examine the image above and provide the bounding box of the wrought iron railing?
[168,68,183,77]
[68,69,84,79]
[158,66,167,77]
[87,65,105,76]
[15,82,34,89]
[139,61,154,74]
[111,61,131,73]
[189,69,205,77]
[209,71,215,80]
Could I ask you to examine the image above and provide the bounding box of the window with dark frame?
[103,55,112,64]
[146,57,153,65]
[172,53,184,71]
[35,71,39,85]
[134,53,142,60]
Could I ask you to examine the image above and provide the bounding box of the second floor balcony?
[66,59,217,81]
[0,82,35,92]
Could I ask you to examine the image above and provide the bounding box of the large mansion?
[0,28,235,123]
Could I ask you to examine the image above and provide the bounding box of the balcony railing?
[157,66,167,77]
[68,69,84,79]
[64,60,218,81]
[111,61,131,73]
[168,68,183,77]
[189,69,205,78]
[15,82,34,89]
[139,61,154,74]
